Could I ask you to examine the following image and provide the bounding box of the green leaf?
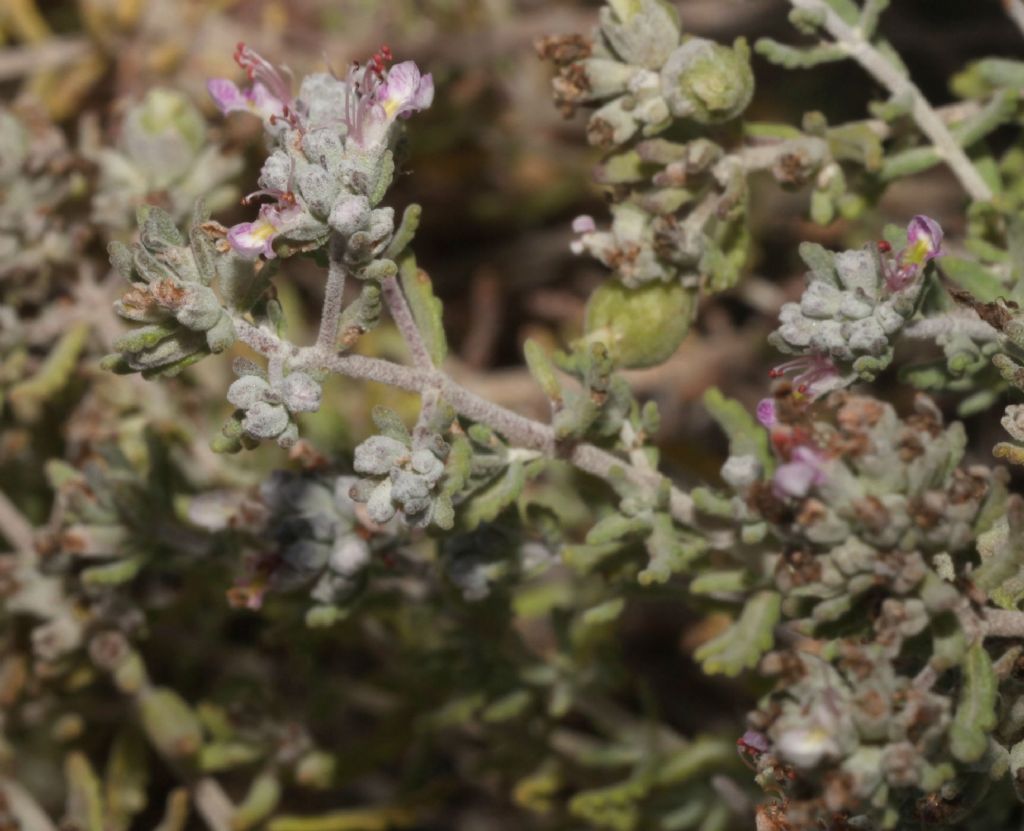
[152,789,190,831]
[942,257,1006,303]
[81,556,145,587]
[689,569,751,595]
[950,643,997,763]
[461,462,527,530]
[104,729,149,831]
[973,496,1024,609]
[371,406,412,446]
[383,203,422,260]
[524,339,563,403]
[138,688,203,761]
[798,241,839,286]
[8,322,90,422]
[586,513,650,545]
[398,254,447,366]
[639,514,705,585]
[65,752,106,831]
[268,806,418,831]
[702,388,773,473]
[233,773,282,831]
[694,590,781,676]
[138,204,184,251]
[198,741,265,772]
[218,255,271,313]
[754,38,845,69]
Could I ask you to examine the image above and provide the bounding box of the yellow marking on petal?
[252,219,278,239]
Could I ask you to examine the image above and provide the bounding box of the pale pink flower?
[772,445,828,500]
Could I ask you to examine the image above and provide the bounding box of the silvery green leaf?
[242,401,290,439]
[280,372,322,414]
[354,436,408,475]
[366,480,397,524]
[694,590,780,676]
[227,376,271,410]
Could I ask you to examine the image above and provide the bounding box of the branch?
[0,488,35,562]
[984,608,1024,639]
[0,778,59,831]
[315,233,348,353]
[1004,0,1024,39]
[0,37,91,81]
[233,312,695,525]
[380,273,435,370]
[193,778,235,831]
[790,0,994,202]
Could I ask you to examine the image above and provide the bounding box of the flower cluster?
[208,44,433,260]
[768,216,945,399]
[704,391,1010,827]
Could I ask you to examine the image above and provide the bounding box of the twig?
[0,778,59,831]
[790,0,994,203]
[0,489,35,561]
[0,37,90,81]
[316,233,347,353]
[235,314,696,525]
[984,608,1024,639]
[193,778,235,831]
[1004,0,1024,38]
[380,273,435,370]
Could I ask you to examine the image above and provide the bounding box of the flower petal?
[207,79,247,114]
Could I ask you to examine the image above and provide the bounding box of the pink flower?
[376,61,435,120]
[572,215,596,233]
[227,203,300,259]
[756,398,777,428]
[885,215,944,291]
[769,354,844,400]
[343,52,434,149]
[207,79,286,123]
[207,43,292,128]
[772,445,828,500]
[906,214,944,260]
[570,214,597,254]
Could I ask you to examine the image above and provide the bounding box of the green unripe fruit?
[583,280,693,369]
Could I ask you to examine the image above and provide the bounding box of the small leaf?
[461,462,527,530]
[702,388,773,474]
[754,38,845,69]
[153,789,190,831]
[950,643,997,763]
[65,752,105,831]
[586,513,650,545]
[233,772,282,831]
[399,255,447,366]
[640,514,705,584]
[138,688,203,760]
[371,406,412,446]
[104,728,149,831]
[524,339,563,403]
[694,591,781,676]
[383,203,421,260]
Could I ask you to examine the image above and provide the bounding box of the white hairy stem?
[790,0,994,202]
[232,315,696,525]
